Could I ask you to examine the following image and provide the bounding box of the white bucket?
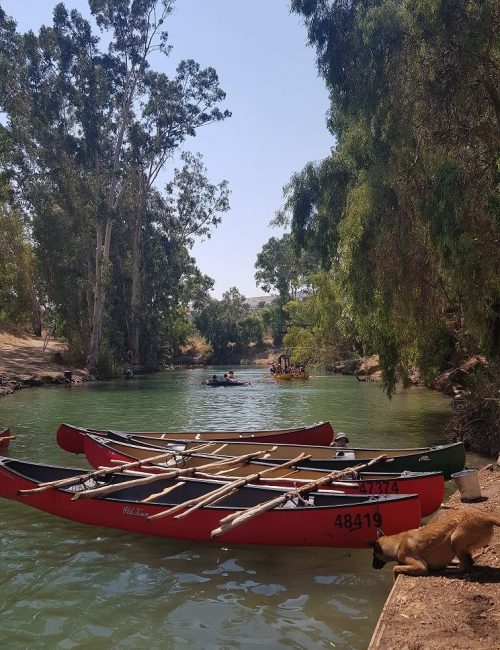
[451,469,482,502]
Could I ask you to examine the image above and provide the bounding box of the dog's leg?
[456,550,474,572]
[451,528,476,573]
[393,558,428,578]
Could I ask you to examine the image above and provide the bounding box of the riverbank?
[0,325,89,397]
[2,326,495,459]
[368,465,500,649]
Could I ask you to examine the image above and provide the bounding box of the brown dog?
[369,508,500,577]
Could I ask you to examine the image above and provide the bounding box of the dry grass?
[0,325,71,379]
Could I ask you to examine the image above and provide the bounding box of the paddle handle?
[147,453,311,522]
[211,455,388,537]
[70,451,271,500]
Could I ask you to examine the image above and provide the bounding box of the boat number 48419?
[333,512,383,531]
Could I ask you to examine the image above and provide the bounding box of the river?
[0,368,478,649]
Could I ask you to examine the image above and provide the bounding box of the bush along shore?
[328,353,499,460]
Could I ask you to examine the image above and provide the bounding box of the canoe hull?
[56,421,335,455]
[0,457,421,548]
[98,433,466,481]
[262,472,444,517]
[82,434,444,516]
[294,444,465,480]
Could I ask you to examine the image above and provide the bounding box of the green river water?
[0,368,482,649]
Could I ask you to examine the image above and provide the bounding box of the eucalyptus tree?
[0,201,37,326]
[0,7,92,346]
[193,288,258,362]
[106,183,216,367]
[254,233,321,344]
[85,0,228,372]
[1,2,128,358]
[0,1,230,372]
[255,233,320,300]
[127,145,229,363]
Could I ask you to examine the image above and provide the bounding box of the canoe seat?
[334,451,356,459]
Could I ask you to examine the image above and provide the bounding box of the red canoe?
[56,421,335,455]
[0,456,421,548]
[103,432,464,479]
[0,428,12,450]
[82,433,444,516]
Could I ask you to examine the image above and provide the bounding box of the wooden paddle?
[0,435,15,441]
[70,451,270,500]
[210,455,388,538]
[147,453,311,521]
[211,443,229,455]
[141,481,187,503]
[172,453,312,520]
[17,450,183,495]
[199,443,279,456]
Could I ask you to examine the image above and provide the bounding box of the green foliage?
[0,203,33,321]
[282,325,317,366]
[255,233,318,299]
[260,302,288,346]
[446,359,500,456]
[287,0,500,394]
[254,232,321,346]
[163,152,230,247]
[239,314,263,347]
[282,271,355,366]
[193,288,263,362]
[0,1,230,370]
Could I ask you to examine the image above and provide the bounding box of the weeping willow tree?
[284,0,500,398]
[282,271,356,366]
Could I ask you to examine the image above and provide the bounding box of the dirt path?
[368,466,500,649]
[0,326,88,397]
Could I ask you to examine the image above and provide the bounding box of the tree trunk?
[29,275,42,337]
[86,75,138,374]
[129,207,143,364]
[87,219,112,374]
[85,18,164,373]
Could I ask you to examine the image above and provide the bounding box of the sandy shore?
[0,326,88,397]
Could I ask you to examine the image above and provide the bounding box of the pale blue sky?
[2,0,333,298]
